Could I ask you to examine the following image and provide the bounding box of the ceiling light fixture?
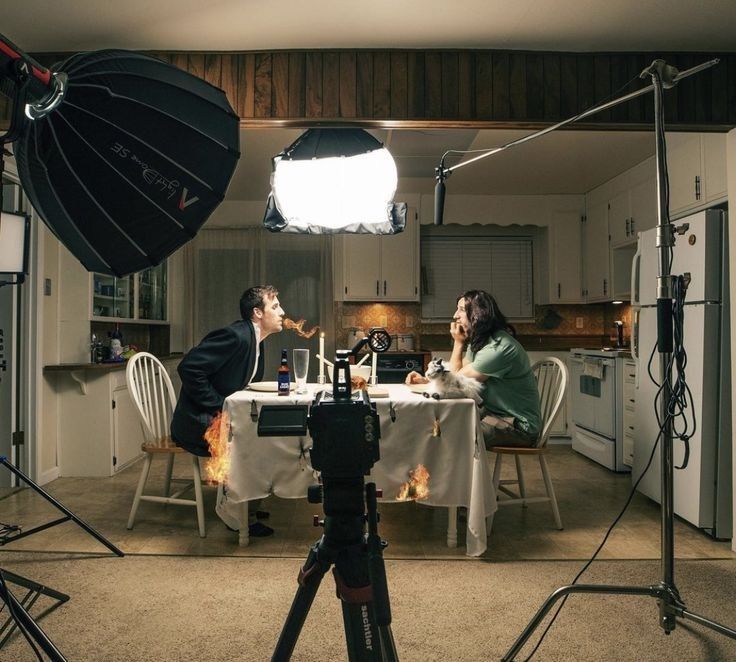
[263,128,406,234]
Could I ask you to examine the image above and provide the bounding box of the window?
[421,236,534,320]
[192,228,333,380]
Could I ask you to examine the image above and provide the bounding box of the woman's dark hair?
[460,290,516,353]
[240,285,279,320]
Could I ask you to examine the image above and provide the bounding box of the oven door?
[570,354,617,439]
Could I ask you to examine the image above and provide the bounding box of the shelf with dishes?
[91,262,168,322]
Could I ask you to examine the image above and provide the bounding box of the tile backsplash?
[336,302,632,350]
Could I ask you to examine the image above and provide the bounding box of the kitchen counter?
[419,334,613,353]
[44,353,184,372]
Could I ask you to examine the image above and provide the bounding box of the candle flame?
[284,318,320,339]
[396,464,430,501]
[203,411,230,484]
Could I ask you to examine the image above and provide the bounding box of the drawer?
[623,432,634,467]
[623,364,637,385]
[572,427,616,470]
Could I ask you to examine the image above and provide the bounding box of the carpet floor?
[2,551,736,661]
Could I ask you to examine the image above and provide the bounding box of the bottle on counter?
[110,324,124,361]
[277,348,290,395]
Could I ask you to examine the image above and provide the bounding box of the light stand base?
[0,457,123,557]
[0,568,68,661]
[502,582,736,661]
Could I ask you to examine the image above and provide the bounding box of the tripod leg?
[333,566,383,662]
[272,542,331,662]
[0,573,67,661]
[679,609,736,640]
[0,457,124,557]
[502,583,659,661]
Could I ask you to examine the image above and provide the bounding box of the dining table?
[215,382,496,556]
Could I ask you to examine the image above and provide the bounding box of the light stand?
[501,60,736,660]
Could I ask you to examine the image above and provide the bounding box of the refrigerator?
[631,209,732,538]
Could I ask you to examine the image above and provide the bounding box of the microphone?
[434,165,447,226]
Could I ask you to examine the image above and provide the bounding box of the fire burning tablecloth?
[215,383,496,556]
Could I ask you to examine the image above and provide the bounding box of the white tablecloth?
[216,383,496,556]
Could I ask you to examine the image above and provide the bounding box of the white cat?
[423,358,483,406]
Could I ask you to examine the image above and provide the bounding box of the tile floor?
[0,445,733,562]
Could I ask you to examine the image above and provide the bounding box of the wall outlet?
[575,317,584,329]
[379,315,388,327]
[406,315,415,328]
[44,278,52,296]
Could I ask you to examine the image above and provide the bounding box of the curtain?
[184,228,333,381]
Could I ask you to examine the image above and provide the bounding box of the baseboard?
[37,466,60,486]
[548,437,572,446]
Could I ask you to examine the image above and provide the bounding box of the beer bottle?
[277,348,290,396]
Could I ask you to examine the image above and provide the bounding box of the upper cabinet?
[92,262,168,323]
[667,132,727,218]
[548,210,584,304]
[334,207,419,301]
[582,198,611,302]
[608,157,657,248]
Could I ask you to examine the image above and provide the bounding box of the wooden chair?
[488,356,568,531]
[126,352,205,537]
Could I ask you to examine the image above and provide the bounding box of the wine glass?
[293,349,310,394]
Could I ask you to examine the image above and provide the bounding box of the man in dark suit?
[171,284,284,536]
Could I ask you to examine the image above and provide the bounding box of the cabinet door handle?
[695,175,701,201]
[557,283,561,299]
[376,280,379,296]
[603,279,607,296]
[383,280,387,296]
[630,217,635,234]
[625,218,630,236]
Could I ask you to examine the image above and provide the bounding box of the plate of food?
[247,381,295,392]
[406,383,429,395]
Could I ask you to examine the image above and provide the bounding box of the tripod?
[503,59,736,660]
[0,456,123,556]
[272,481,398,662]
[0,456,124,660]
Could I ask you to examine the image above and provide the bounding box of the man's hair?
[240,285,279,321]
[460,290,515,353]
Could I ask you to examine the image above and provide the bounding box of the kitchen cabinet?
[582,198,611,302]
[548,211,584,304]
[667,132,727,218]
[92,261,168,323]
[608,158,657,248]
[53,366,145,477]
[334,207,419,301]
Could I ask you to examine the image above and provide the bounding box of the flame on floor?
[204,411,230,484]
[283,318,320,339]
[396,464,430,501]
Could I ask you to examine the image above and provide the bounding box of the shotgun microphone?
[434,165,447,226]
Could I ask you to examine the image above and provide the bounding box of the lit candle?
[319,332,325,383]
[371,350,378,385]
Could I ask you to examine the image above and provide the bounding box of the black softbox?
[2,38,240,276]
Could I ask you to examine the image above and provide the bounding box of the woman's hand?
[405,371,429,385]
[450,320,468,343]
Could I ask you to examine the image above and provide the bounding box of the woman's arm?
[449,321,466,372]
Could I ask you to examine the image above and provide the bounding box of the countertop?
[419,334,614,353]
[44,353,184,371]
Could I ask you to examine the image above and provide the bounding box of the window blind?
[421,237,534,319]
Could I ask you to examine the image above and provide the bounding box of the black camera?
[307,389,380,478]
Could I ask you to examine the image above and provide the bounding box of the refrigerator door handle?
[630,241,642,307]
[632,308,640,388]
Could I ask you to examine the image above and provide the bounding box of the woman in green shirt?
[407,290,541,449]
